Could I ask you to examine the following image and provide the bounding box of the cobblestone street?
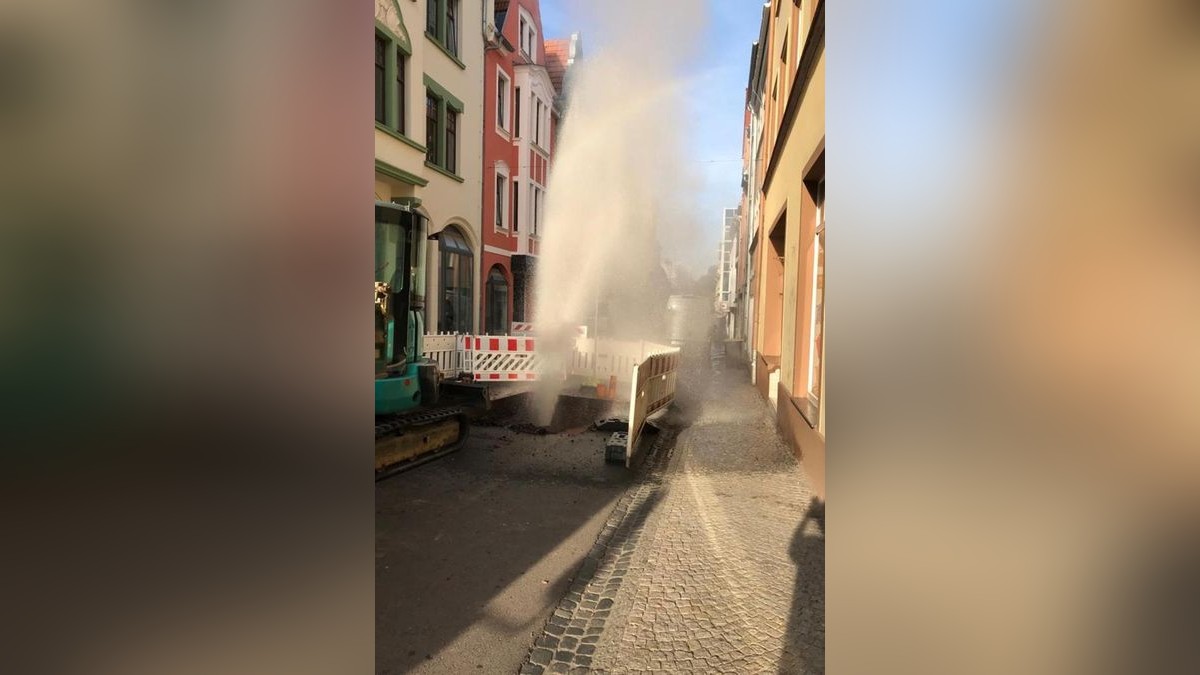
[522,369,825,674]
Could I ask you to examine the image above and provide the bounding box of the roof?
[544,39,569,96]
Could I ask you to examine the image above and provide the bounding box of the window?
[518,9,538,61]
[396,53,406,134]
[495,173,507,229]
[424,81,464,175]
[438,227,474,334]
[425,92,440,164]
[529,185,536,235]
[374,35,387,124]
[808,179,825,408]
[534,98,542,146]
[445,0,458,56]
[496,70,510,131]
[426,0,459,58]
[512,179,519,232]
[376,31,411,136]
[445,109,457,173]
[485,266,509,335]
[529,185,542,236]
[514,87,521,137]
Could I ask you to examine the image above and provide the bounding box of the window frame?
[423,77,465,176]
[529,184,536,236]
[495,68,511,135]
[396,50,407,134]
[514,86,522,138]
[494,165,510,231]
[445,0,458,56]
[529,184,543,237]
[512,178,520,233]
[375,34,387,124]
[806,178,825,410]
[518,9,536,59]
[425,91,441,165]
[375,25,413,141]
[426,0,461,59]
[437,227,474,335]
[485,266,510,336]
[445,109,458,174]
[534,97,542,148]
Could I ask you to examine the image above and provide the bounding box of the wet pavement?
[521,369,824,674]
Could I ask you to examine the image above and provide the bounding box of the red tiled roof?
[544,39,569,95]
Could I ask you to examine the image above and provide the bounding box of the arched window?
[438,226,473,334]
[485,265,509,335]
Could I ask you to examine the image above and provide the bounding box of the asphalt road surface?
[376,420,635,674]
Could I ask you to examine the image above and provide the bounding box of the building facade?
[478,1,580,334]
[375,0,485,336]
[715,208,740,340]
[741,0,825,497]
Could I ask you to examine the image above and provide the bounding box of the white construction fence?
[422,332,466,379]
[423,331,681,465]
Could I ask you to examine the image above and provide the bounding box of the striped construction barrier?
[469,336,544,381]
[425,334,679,404]
[510,322,589,338]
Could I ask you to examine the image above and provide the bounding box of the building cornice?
[375,159,429,187]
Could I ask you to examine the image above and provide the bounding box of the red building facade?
[480,0,577,334]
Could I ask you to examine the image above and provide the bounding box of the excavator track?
[375,407,470,481]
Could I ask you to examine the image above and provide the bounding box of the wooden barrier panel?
[624,348,681,467]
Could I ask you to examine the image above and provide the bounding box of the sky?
[538,0,767,271]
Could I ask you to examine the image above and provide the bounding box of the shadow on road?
[780,497,825,674]
[375,423,637,674]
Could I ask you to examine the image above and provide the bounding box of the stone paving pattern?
[521,370,825,674]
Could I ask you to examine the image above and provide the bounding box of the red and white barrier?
[510,322,589,338]
[426,332,679,416]
[468,336,544,381]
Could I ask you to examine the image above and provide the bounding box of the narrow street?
[377,366,824,674]
[520,368,823,674]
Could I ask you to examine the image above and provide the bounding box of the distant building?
[741,0,824,497]
[479,0,581,333]
[715,208,740,339]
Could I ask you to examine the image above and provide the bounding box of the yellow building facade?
[746,0,825,496]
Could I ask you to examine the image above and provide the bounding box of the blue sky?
[539,0,766,269]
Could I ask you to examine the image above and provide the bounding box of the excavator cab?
[375,201,468,478]
[375,202,421,414]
